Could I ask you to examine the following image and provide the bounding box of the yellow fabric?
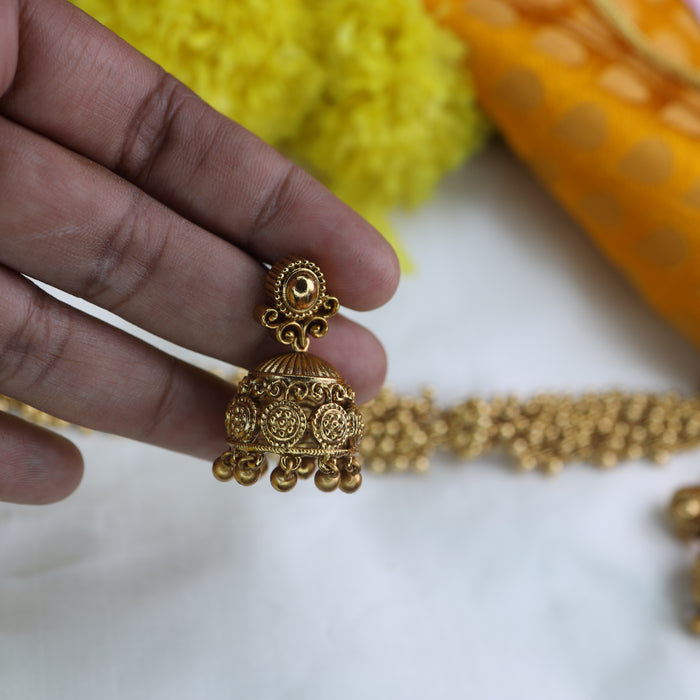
[426,0,700,349]
[73,0,489,267]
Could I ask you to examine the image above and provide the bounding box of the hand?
[0,0,400,504]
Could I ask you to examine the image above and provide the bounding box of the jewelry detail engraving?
[347,407,365,448]
[214,255,363,493]
[225,397,258,443]
[261,400,307,447]
[237,375,355,404]
[312,403,349,450]
[274,260,324,318]
[259,258,340,352]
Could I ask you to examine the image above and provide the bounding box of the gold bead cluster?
[360,388,700,474]
[359,388,440,474]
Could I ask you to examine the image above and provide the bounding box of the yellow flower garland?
[73,0,489,264]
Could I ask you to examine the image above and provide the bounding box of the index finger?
[0,0,400,310]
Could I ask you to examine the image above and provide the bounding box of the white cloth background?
[3,141,700,699]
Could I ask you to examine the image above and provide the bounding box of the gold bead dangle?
[212,257,364,493]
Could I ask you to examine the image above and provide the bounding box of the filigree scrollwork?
[261,400,307,448]
[225,396,258,443]
[286,381,310,402]
[214,256,362,493]
[309,381,354,404]
[331,382,355,403]
[312,403,349,450]
[258,258,339,353]
[347,407,365,448]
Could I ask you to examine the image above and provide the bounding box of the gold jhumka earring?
[212,257,364,493]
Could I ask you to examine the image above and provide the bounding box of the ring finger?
[0,115,388,397]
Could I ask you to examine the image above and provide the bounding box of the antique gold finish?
[212,257,363,493]
[258,258,339,353]
[360,388,700,475]
[669,487,700,541]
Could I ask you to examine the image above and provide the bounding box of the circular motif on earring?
[261,400,307,447]
[272,259,326,319]
[226,396,258,443]
[347,406,365,448]
[312,403,349,450]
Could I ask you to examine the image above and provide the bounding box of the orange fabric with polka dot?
[426,0,700,347]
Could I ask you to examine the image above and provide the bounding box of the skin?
[0,0,400,504]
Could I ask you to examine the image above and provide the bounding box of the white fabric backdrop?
[3,141,700,699]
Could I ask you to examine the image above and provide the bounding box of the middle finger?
[0,115,388,390]
[0,114,273,365]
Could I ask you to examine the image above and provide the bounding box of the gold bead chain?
[360,387,700,474]
[6,384,700,631]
